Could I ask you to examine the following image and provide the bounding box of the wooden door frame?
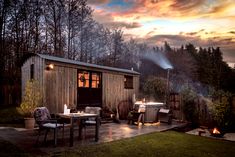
[77,69,102,109]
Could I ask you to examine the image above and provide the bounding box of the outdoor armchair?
[83,107,102,125]
[34,107,65,146]
[81,107,101,138]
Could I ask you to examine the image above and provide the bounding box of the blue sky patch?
[107,0,133,10]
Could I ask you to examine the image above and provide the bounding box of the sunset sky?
[88,0,235,67]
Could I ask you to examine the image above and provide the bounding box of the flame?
[213,128,221,134]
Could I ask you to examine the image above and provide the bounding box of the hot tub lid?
[146,102,164,106]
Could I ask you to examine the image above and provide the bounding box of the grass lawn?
[63,131,235,157]
[1,131,235,157]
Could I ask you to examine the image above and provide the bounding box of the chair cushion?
[34,107,51,119]
[84,120,97,125]
[34,107,52,125]
[42,123,63,129]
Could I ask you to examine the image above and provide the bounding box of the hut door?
[77,70,102,109]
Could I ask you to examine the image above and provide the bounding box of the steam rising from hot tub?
[143,51,173,70]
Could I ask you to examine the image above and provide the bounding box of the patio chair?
[82,107,101,137]
[34,107,64,146]
[83,107,101,125]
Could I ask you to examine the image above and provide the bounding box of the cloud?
[147,31,155,36]
[92,9,114,24]
[170,0,205,13]
[104,21,142,29]
[143,34,235,63]
[92,0,235,23]
[145,34,202,46]
[207,1,233,14]
[228,31,235,34]
[183,29,206,36]
[87,0,110,5]
[92,9,141,29]
[177,29,203,36]
[185,32,199,36]
[145,34,235,47]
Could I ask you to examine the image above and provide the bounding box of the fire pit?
[210,127,224,137]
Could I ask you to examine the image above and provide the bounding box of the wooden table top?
[57,113,98,118]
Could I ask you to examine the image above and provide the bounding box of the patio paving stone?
[0,120,186,156]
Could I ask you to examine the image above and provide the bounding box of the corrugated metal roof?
[37,53,140,75]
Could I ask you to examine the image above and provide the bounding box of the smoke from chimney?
[142,51,173,70]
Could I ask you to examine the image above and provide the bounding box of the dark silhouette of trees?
[185,44,234,93]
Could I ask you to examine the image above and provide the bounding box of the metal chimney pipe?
[164,68,170,106]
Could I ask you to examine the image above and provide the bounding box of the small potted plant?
[20,79,42,129]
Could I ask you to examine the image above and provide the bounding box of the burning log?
[210,127,224,137]
[212,128,221,134]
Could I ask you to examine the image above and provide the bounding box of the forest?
[0,0,234,106]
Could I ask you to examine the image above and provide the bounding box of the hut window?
[78,71,90,88]
[91,72,101,88]
[124,75,133,89]
[30,64,34,79]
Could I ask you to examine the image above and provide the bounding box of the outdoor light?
[46,64,54,70]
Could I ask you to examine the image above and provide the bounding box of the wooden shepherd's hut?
[21,53,139,115]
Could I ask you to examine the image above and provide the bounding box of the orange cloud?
[95,0,235,22]
[105,21,142,29]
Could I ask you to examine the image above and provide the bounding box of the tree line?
[0,0,234,106]
[137,42,234,97]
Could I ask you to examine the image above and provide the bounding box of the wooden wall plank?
[43,62,78,113]
[21,56,44,104]
[102,73,139,111]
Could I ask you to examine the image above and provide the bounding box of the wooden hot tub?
[134,102,165,122]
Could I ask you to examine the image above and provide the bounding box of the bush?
[180,85,198,126]
[142,76,166,101]
[209,90,232,130]
[20,79,42,117]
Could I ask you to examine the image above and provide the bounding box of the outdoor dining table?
[57,113,100,147]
